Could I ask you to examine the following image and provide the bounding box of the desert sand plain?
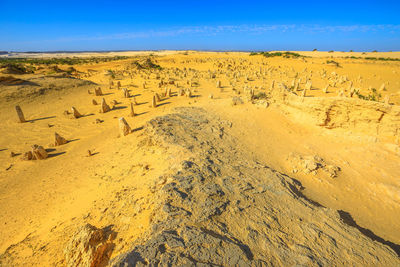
[0,51,400,266]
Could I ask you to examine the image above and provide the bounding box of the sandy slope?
[0,51,399,265]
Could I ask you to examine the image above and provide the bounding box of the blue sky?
[0,0,399,51]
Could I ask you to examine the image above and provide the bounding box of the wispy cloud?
[56,24,400,42]
[12,24,400,45]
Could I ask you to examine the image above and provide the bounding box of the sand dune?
[0,51,399,266]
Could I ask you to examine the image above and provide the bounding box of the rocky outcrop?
[15,105,26,123]
[64,224,115,267]
[54,132,67,146]
[118,117,131,136]
[23,145,48,160]
[286,153,341,177]
[270,87,400,144]
[110,107,400,266]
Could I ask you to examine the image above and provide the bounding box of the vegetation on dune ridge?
[252,91,267,100]
[250,51,304,58]
[250,51,400,62]
[132,58,162,70]
[355,88,382,102]
[0,75,28,85]
[0,56,130,66]
[0,62,36,74]
[346,56,400,62]
[326,60,341,67]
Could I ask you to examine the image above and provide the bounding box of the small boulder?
[54,132,67,146]
[64,224,115,267]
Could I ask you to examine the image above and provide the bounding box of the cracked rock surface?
[111,107,399,266]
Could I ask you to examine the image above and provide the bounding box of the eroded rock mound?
[269,86,400,144]
[111,107,400,266]
[287,152,341,177]
[64,224,115,267]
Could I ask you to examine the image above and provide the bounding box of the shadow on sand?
[338,210,400,257]
[28,116,56,123]
[156,101,171,107]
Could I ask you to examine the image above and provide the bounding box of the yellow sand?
[0,51,399,265]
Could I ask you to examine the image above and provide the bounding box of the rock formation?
[15,105,26,123]
[64,224,114,267]
[71,107,82,119]
[122,88,130,98]
[379,83,386,91]
[118,117,131,136]
[301,88,307,97]
[54,132,67,146]
[100,98,111,113]
[129,103,135,117]
[305,81,312,90]
[109,107,400,266]
[95,87,103,96]
[24,144,48,160]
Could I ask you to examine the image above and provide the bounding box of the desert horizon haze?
[1,1,400,266]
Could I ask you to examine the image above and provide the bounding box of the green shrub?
[0,56,129,66]
[326,60,340,67]
[133,58,162,70]
[255,51,303,58]
[0,62,34,74]
[253,92,267,100]
[355,88,381,102]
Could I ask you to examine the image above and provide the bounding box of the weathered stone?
[129,103,135,117]
[323,84,329,93]
[305,81,312,90]
[64,224,115,267]
[379,83,386,91]
[301,88,307,97]
[155,93,161,102]
[71,107,82,118]
[94,87,103,96]
[119,117,131,136]
[100,98,111,113]
[122,88,130,98]
[384,95,390,105]
[31,145,48,160]
[231,96,243,106]
[185,88,192,98]
[54,132,67,146]
[22,151,33,160]
[111,108,394,267]
[15,105,26,123]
